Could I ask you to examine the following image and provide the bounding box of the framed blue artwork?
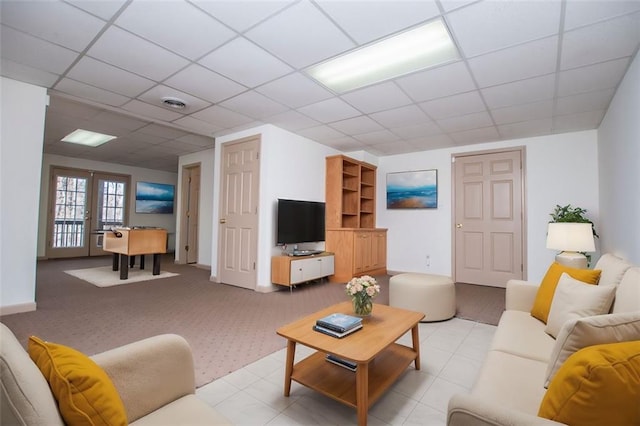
[386,169,437,209]
[135,181,174,214]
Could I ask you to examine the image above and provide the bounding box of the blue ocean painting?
[136,182,174,214]
[386,170,437,209]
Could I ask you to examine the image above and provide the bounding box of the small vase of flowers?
[346,275,380,317]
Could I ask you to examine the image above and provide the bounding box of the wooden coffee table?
[276,301,424,426]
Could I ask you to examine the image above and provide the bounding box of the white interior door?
[180,164,200,264]
[453,149,525,287]
[218,136,260,290]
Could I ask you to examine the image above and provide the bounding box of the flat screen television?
[276,199,325,245]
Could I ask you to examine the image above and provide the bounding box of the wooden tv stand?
[271,252,335,288]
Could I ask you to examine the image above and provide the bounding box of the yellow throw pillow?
[538,341,640,425]
[28,336,127,426]
[530,262,601,323]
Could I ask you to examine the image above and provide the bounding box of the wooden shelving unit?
[325,155,387,282]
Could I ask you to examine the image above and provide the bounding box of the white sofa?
[447,253,640,426]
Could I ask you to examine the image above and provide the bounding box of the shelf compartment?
[290,343,417,409]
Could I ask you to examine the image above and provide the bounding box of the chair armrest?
[91,334,195,423]
[448,394,566,426]
[505,279,539,312]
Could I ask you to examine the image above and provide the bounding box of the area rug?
[64,266,178,287]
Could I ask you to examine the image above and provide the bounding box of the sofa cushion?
[594,253,633,287]
[544,274,616,338]
[545,311,640,387]
[530,262,601,323]
[130,395,231,425]
[538,341,640,426]
[472,350,549,415]
[491,310,556,363]
[612,267,640,313]
[28,336,127,426]
[0,324,64,426]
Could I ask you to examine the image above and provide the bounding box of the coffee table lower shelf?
[290,343,417,408]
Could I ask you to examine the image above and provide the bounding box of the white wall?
[377,130,600,282]
[598,53,640,265]
[39,154,178,256]
[213,125,339,292]
[176,148,214,266]
[1,77,48,313]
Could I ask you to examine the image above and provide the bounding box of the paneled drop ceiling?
[1,0,639,172]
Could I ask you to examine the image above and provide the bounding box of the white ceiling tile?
[555,89,616,116]
[341,82,413,114]
[121,99,184,122]
[267,110,320,132]
[173,116,222,136]
[66,56,155,97]
[48,96,103,119]
[370,105,431,128]
[468,36,558,88]
[561,12,640,70]
[138,85,212,114]
[137,123,189,140]
[553,110,606,132]
[219,91,288,119]
[116,1,235,60]
[564,0,640,31]
[199,37,292,88]
[446,0,561,57]
[1,1,105,52]
[329,116,384,135]
[320,136,366,152]
[369,140,415,155]
[190,0,294,32]
[0,58,59,87]
[391,122,444,139]
[490,100,553,125]
[92,110,148,131]
[176,133,215,147]
[191,105,255,129]
[87,26,189,81]
[256,72,333,109]
[66,0,127,21]
[245,1,355,68]
[419,91,486,120]
[481,74,556,109]
[354,129,400,145]
[557,58,631,97]
[396,61,476,102]
[407,134,455,150]
[498,118,553,140]
[53,78,130,107]
[450,126,500,145]
[1,25,78,74]
[316,0,440,44]
[298,98,361,123]
[439,0,478,13]
[296,125,346,142]
[436,111,493,133]
[164,64,246,104]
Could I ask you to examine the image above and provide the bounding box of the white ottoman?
[389,273,456,321]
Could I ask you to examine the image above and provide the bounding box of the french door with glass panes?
[47,167,130,258]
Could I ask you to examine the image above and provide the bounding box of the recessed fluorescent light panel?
[61,129,117,147]
[306,18,459,93]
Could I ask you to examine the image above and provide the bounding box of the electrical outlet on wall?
[426,255,431,268]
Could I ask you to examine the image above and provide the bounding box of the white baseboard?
[0,302,37,316]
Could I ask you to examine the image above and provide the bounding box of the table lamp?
[546,222,596,269]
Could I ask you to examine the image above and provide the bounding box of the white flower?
[345,276,379,299]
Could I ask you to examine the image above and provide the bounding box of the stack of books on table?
[325,354,357,371]
[313,312,362,338]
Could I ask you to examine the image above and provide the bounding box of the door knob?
[456,223,463,228]
[219,218,226,224]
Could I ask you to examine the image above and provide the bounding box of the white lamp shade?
[546,222,595,252]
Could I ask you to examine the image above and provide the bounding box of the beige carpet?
[65,266,178,287]
[2,256,505,388]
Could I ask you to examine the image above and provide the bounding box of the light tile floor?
[196,318,496,425]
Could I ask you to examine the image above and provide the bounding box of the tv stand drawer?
[271,252,334,287]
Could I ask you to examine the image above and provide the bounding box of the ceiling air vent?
[161,97,187,109]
